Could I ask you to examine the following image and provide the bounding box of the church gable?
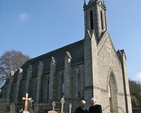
[97,31,127,112]
[97,31,121,67]
[97,30,126,91]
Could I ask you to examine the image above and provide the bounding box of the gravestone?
[9,103,15,113]
[68,103,72,113]
[22,93,31,113]
[29,98,34,113]
[19,108,23,113]
[48,101,57,113]
[60,97,65,113]
[52,101,56,111]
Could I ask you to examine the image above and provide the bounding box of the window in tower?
[100,10,104,30]
[90,10,94,29]
[61,72,64,97]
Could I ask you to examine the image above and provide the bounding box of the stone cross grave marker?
[29,98,34,113]
[69,103,72,113]
[60,97,65,113]
[52,101,56,111]
[19,108,23,113]
[9,103,15,113]
[22,93,31,113]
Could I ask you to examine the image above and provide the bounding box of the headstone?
[52,101,56,111]
[22,93,31,113]
[29,98,34,113]
[60,97,65,113]
[9,103,15,113]
[19,108,23,113]
[68,103,72,113]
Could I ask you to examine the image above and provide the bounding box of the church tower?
[83,1,132,113]
[83,0,107,103]
[84,0,107,41]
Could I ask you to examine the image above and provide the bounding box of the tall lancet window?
[61,72,64,97]
[4,86,7,99]
[78,70,81,97]
[90,10,94,29]
[108,82,113,112]
[47,75,50,100]
[100,10,104,30]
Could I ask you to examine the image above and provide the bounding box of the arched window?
[90,10,94,29]
[108,82,113,112]
[61,72,64,97]
[47,75,50,100]
[78,70,81,97]
[100,10,104,30]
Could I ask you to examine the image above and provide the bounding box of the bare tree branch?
[0,50,30,87]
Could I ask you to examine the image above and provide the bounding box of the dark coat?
[89,105,102,113]
[75,106,89,113]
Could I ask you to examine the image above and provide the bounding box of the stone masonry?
[1,0,132,113]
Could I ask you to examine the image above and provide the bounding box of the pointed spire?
[102,0,106,9]
[83,0,86,7]
[103,0,105,5]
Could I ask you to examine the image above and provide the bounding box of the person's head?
[80,100,86,108]
[91,98,97,106]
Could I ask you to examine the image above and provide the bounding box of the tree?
[129,79,141,109]
[0,50,30,87]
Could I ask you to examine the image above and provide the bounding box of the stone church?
[1,0,132,113]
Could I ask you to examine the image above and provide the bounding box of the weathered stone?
[1,1,132,113]
[9,103,15,113]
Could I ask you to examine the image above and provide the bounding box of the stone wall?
[0,99,9,112]
[98,33,125,112]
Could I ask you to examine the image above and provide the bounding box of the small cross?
[69,103,72,113]
[22,93,31,111]
[60,97,65,113]
[60,97,65,104]
[52,101,56,111]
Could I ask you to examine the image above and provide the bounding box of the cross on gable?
[22,93,31,111]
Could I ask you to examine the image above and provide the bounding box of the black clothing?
[75,106,89,113]
[89,105,102,113]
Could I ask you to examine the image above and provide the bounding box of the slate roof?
[20,39,84,79]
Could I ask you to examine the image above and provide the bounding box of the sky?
[0,0,141,82]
